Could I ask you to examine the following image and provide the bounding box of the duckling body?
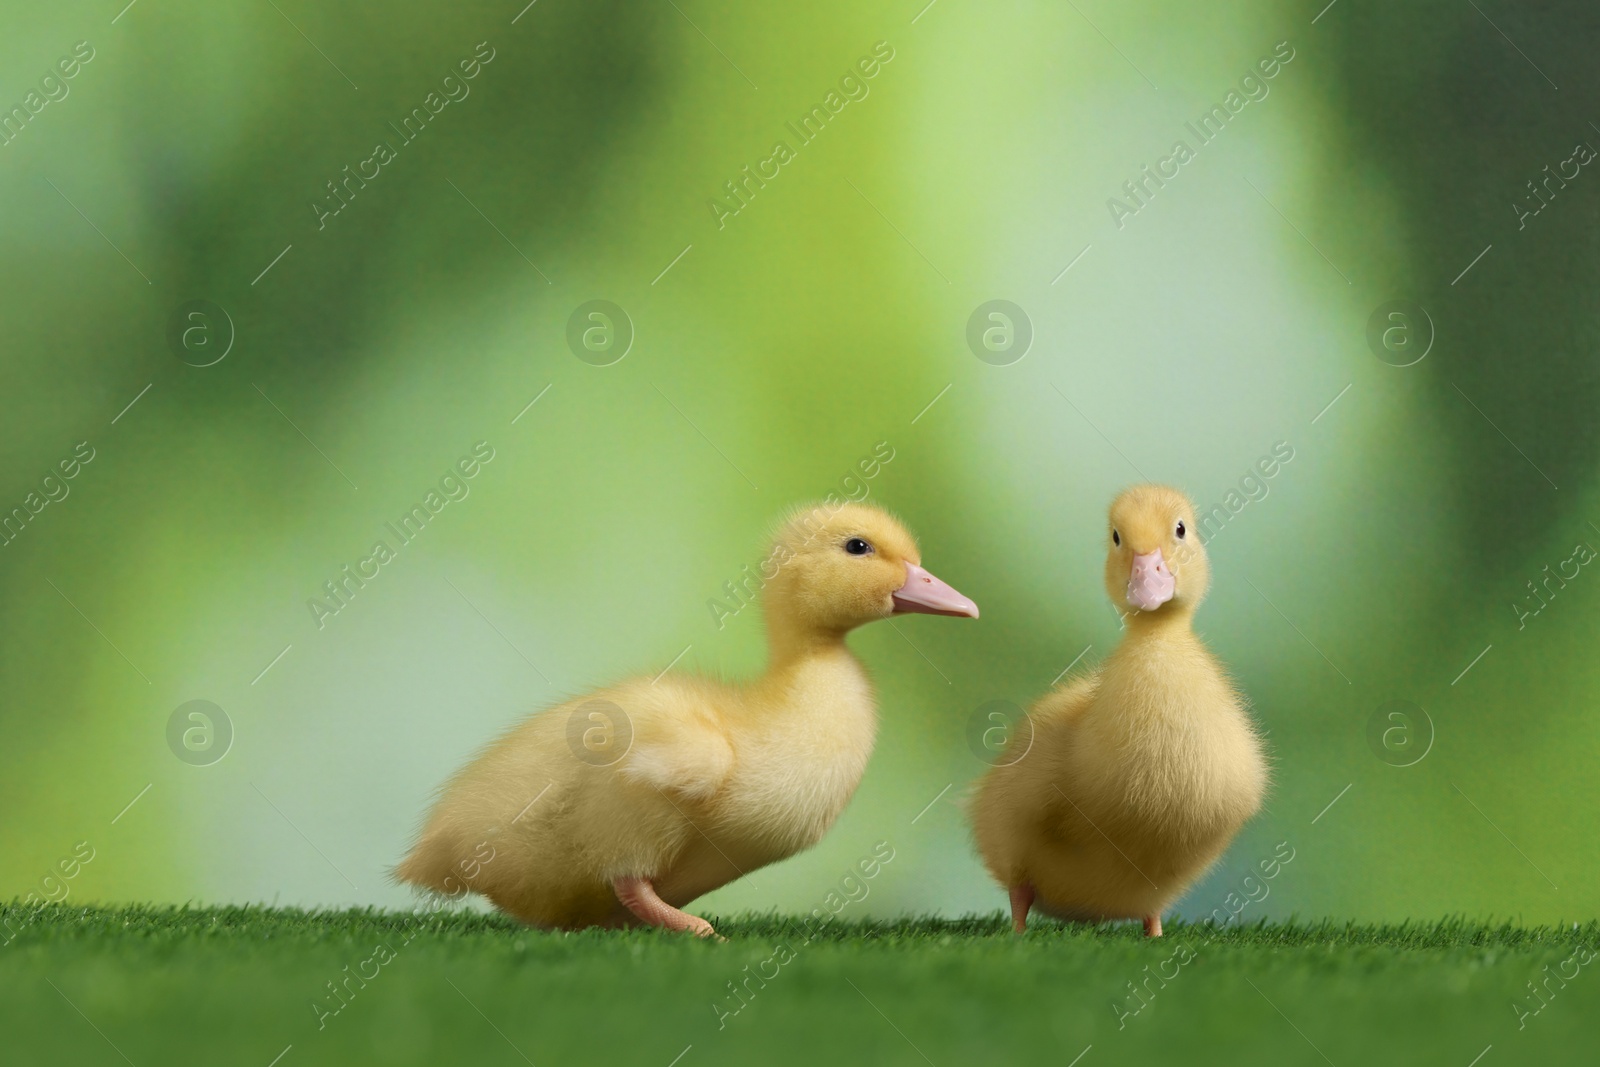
[973,485,1266,935]
[398,503,976,936]
[650,649,877,902]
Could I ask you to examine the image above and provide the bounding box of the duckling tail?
[393,833,454,893]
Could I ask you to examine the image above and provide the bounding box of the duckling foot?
[1008,884,1035,934]
[613,876,720,939]
[1143,915,1163,938]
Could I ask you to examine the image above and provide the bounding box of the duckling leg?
[1008,884,1035,933]
[612,876,718,939]
[1143,914,1163,938]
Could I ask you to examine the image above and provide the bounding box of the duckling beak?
[892,562,979,619]
[1127,549,1175,610]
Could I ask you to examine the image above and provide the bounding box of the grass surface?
[3,904,1596,1066]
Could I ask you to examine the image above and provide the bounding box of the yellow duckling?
[398,502,977,937]
[972,484,1266,937]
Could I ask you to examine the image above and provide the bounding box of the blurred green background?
[2,0,1596,935]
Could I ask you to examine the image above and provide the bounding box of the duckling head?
[1104,484,1210,617]
[764,502,978,636]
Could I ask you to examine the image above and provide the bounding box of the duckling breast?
[710,654,879,864]
[1069,651,1267,867]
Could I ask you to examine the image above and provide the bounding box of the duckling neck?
[1122,602,1195,638]
[754,616,875,742]
[762,613,853,672]
[1104,605,1209,702]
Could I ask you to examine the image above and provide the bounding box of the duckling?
[398,502,977,937]
[972,484,1266,937]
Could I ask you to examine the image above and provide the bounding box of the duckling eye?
[1175,521,1186,540]
[1112,530,1120,547]
[844,537,872,556]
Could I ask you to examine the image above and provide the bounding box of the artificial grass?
[3,904,1595,1066]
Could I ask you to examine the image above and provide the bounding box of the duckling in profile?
[398,503,977,937]
[972,484,1266,937]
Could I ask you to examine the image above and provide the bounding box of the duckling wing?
[613,679,736,800]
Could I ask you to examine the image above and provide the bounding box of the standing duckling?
[398,503,977,937]
[972,485,1266,936]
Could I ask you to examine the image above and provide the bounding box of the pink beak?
[1127,549,1175,611]
[892,562,979,619]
